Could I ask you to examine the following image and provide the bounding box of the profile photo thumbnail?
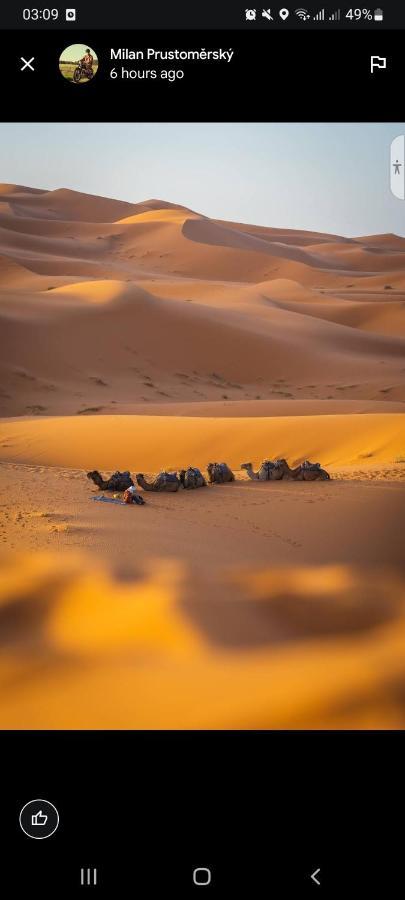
[59,43,99,84]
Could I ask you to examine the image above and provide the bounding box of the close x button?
[20,56,35,71]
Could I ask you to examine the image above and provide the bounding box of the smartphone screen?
[0,1,404,893]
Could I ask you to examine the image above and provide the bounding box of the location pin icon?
[279,8,289,18]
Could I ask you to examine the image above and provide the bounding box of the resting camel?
[269,459,330,481]
[207,462,235,484]
[87,470,134,491]
[241,460,283,481]
[179,467,207,489]
[241,459,330,481]
[291,460,331,481]
[136,472,180,492]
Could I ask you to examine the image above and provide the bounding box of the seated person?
[81,48,94,74]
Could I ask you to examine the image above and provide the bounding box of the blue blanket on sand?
[91,494,145,506]
[91,495,126,506]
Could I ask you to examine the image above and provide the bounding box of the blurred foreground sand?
[1,549,405,729]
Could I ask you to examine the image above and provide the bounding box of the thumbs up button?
[19,799,59,839]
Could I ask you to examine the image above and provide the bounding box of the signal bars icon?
[313,8,325,20]
[329,8,340,19]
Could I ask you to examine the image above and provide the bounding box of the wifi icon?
[295,8,310,19]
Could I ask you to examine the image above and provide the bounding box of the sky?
[0,123,404,236]
[59,44,98,63]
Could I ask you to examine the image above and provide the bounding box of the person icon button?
[19,799,59,839]
[390,136,405,200]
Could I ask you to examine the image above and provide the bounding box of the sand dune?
[0,253,64,290]
[0,412,404,471]
[353,233,405,251]
[116,207,199,225]
[305,240,405,272]
[0,185,142,222]
[1,275,404,418]
[265,293,405,337]
[0,183,45,197]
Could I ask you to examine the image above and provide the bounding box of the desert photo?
[0,123,405,728]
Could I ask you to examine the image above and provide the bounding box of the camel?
[136,472,180,492]
[292,460,331,481]
[207,462,235,484]
[179,467,207,489]
[87,470,134,491]
[269,459,296,480]
[241,460,282,481]
[269,459,331,481]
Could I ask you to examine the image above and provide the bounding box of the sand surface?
[1,184,405,728]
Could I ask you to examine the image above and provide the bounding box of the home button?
[193,867,212,886]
